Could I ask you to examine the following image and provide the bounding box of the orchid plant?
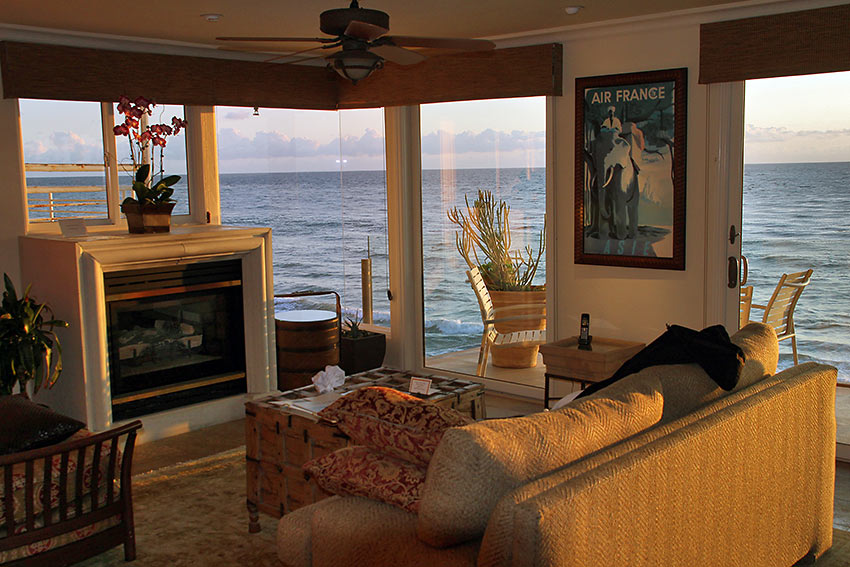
[113,96,187,206]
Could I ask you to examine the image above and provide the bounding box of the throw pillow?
[416,374,664,548]
[0,395,86,455]
[318,386,472,466]
[303,445,427,513]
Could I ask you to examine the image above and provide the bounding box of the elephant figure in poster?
[590,128,639,240]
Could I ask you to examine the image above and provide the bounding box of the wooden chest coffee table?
[245,367,485,532]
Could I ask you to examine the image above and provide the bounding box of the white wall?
[497,0,836,344]
[553,22,708,343]
[0,72,28,287]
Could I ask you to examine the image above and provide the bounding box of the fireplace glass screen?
[105,261,246,420]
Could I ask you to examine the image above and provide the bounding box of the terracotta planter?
[121,202,176,234]
[339,332,386,375]
[488,289,546,368]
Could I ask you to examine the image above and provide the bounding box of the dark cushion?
[0,395,86,455]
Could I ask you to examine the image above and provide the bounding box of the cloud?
[24,131,102,164]
[217,127,545,162]
[218,127,387,160]
[745,124,850,143]
[422,128,545,155]
[225,110,253,120]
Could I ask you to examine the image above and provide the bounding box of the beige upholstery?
[276,323,835,567]
[277,496,479,567]
[417,372,663,547]
[479,362,836,567]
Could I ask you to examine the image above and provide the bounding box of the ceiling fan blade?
[344,20,389,41]
[383,36,496,51]
[264,44,338,64]
[370,44,426,66]
[216,36,337,43]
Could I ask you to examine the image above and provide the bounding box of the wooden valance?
[339,43,562,109]
[0,41,561,109]
[699,3,850,84]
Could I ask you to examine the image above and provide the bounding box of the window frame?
[21,100,202,233]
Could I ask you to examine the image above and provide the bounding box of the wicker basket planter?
[488,289,546,368]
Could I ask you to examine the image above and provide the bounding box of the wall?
[0,71,28,286]
[496,0,827,344]
[555,22,707,342]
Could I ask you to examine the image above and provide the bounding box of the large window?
[20,99,109,222]
[215,106,389,326]
[19,99,191,225]
[419,97,546,383]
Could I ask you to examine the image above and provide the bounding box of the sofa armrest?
[478,363,835,567]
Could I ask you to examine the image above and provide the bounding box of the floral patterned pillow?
[303,445,426,513]
[318,386,472,466]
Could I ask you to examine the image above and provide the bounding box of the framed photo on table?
[575,67,687,270]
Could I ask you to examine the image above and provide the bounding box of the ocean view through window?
[215,106,390,327]
[419,97,546,379]
[743,72,850,384]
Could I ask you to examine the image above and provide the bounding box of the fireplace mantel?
[20,225,276,442]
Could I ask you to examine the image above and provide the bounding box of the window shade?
[699,4,850,84]
[0,41,562,109]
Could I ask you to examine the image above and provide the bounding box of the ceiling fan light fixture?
[327,49,384,84]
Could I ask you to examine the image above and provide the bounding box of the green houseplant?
[339,312,386,375]
[114,95,187,234]
[448,190,546,369]
[0,274,68,397]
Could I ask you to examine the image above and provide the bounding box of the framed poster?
[575,67,687,269]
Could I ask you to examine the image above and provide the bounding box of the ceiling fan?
[216,0,496,83]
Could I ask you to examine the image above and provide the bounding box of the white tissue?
[311,365,346,394]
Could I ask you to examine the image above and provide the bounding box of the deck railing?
[25,162,131,222]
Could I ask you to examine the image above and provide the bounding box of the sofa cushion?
[303,445,427,513]
[731,322,779,390]
[0,395,85,455]
[318,387,471,466]
[416,373,663,547]
[277,495,480,567]
[652,322,779,422]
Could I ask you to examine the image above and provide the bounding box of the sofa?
[276,323,837,567]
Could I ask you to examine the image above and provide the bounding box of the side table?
[245,368,485,532]
[539,336,644,409]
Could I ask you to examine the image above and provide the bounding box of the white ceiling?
[0,0,745,58]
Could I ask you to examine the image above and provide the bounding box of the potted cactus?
[339,313,386,375]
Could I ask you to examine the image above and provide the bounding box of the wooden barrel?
[275,310,339,391]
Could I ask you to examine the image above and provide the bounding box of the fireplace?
[105,260,247,420]
[19,225,277,442]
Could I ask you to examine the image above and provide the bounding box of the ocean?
[743,162,850,382]
[24,163,849,381]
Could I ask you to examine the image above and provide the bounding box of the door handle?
[727,256,738,288]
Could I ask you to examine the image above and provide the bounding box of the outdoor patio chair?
[739,285,753,329]
[466,266,547,376]
[749,268,813,364]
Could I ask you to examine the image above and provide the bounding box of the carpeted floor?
[77,447,280,567]
[71,447,850,566]
[811,528,850,566]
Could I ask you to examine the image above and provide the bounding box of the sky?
[744,70,850,164]
[17,71,850,173]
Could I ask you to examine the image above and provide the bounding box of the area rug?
[77,447,280,567]
[810,528,850,566]
[69,448,850,566]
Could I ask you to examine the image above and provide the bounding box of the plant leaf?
[135,163,151,184]
[160,175,181,187]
